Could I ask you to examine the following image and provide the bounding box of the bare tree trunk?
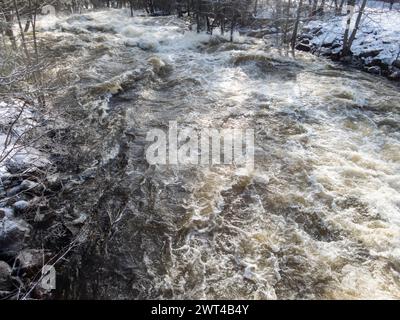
[196,0,200,33]
[318,0,326,15]
[342,0,355,56]
[344,0,367,56]
[13,0,30,62]
[3,10,16,50]
[24,19,31,33]
[230,16,236,42]
[130,0,134,16]
[338,0,345,14]
[310,0,318,17]
[254,0,258,15]
[283,0,292,45]
[291,0,303,50]
[30,0,39,64]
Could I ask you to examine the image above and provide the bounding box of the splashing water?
[38,9,400,299]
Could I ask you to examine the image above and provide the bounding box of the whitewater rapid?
[37,9,400,299]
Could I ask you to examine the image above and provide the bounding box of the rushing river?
[37,9,400,299]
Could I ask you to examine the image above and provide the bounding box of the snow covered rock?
[0,208,14,219]
[13,200,30,213]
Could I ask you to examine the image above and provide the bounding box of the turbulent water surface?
[38,9,400,299]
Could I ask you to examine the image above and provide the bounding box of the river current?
[37,9,400,299]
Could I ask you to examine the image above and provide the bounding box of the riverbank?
[296,6,400,81]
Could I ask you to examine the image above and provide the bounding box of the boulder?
[359,49,381,59]
[392,60,400,69]
[320,47,333,57]
[389,71,400,81]
[369,58,386,68]
[295,42,311,52]
[0,208,14,219]
[0,217,30,256]
[0,261,12,291]
[367,66,381,75]
[20,180,39,191]
[13,200,30,213]
[298,34,312,41]
[148,56,172,76]
[6,185,22,197]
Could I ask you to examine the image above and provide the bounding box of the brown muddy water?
[36,9,400,299]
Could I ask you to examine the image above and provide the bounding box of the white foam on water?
[31,8,400,299]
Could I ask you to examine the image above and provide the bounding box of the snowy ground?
[0,100,49,178]
[304,3,400,66]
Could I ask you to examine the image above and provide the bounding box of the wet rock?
[367,66,381,75]
[0,217,30,255]
[389,71,400,81]
[321,41,335,48]
[311,27,322,35]
[296,41,311,52]
[0,261,12,291]
[298,34,312,41]
[89,81,123,97]
[320,47,333,57]
[148,56,172,76]
[392,60,400,69]
[13,200,30,213]
[5,152,50,174]
[359,49,381,59]
[0,208,14,219]
[79,167,97,180]
[46,173,61,190]
[20,180,39,191]
[6,185,22,197]
[331,43,342,50]
[368,58,386,68]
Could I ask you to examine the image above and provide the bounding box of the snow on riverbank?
[0,100,50,178]
[304,6,400,66]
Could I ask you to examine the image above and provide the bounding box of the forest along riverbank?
[2,9,400,299]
